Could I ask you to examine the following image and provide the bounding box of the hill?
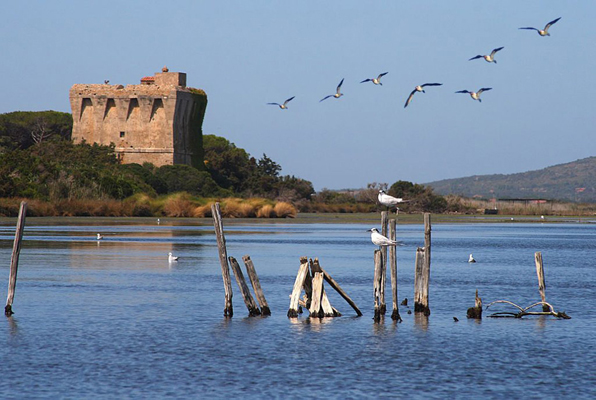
[426,157,596,203]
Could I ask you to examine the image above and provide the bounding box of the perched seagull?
[456,88,492,102]
[519,17,561,36]
[267,96,295,109]
[378,189,408,209]
[157,218,160,225]
[96,233,103,240]
[404,83,443,108]
[468,254,476,263]
[469,47,504,64]
[320,78,344,102]
[368,228,399,247]
[360,72,388,85]
[168,252,179,262]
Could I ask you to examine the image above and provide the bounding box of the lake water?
[0,218,594,399]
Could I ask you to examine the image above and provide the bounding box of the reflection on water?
[0,220,595,398]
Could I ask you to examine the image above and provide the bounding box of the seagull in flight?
[368,228,400,247]
[320,78,344,102]
[168,252,179,263]
[469,47,504,64]
[361,72,388,85]
[404,83,443,108]
[519,17,561,36]
[455,88,492,102]
[267,96,295,109]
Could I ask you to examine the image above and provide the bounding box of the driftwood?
[485,300,570,319]
[5,201,27,317]
[211,203,233,317]
[243,255,270,316]
[229,257,261,316]
[466,289,482,319]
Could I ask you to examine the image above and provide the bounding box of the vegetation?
[0,110,72,151]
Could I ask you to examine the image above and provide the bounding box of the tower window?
[120,131,125,138]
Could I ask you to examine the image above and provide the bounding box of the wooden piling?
[466,289,482,319]
[373,249,383,322]
[211,202,233,317]
[310,258,339,317]
[242,255,270,316]
[229,257,261,316]
[534,252,549,312]
[414,247,430,316]
[5,201,27,317]
[380,211,388,315]
[389,219,401,321]
[318,265,362,316]
[309,271,325,317]
[288,257,309,317]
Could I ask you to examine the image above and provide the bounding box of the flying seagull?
[404,83,443,108]
[361,72,388,85]
[267,96,295,109]
[378,189,408,209]
[168,252,179,262]
[368,228,399,247]
[320,78,344,102]
[519,17,561,36]
[455,88,492,102]
[469,47,504,64]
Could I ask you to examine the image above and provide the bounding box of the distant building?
[69,67,207,169]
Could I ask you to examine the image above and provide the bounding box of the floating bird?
[378,190,408,209]
[368,228,399,247]
[401,298,408,306]
[267,96,295,109]
[469,47,504,64]
[404,83,443,108]
[96,233,103,240]
[453,317,459,322]
[320,78,344,102]
[519,17,561,36]
[468,254,476,263]
[168,252,179,262]
[361,72,388,85]
[407,310,412,315]
[456,88,492,102]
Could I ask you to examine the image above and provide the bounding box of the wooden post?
[373,249,383,322]
[288,257,309,317]
[389,219,401,322]
[309,272,324,317]
[211,203,233,317]
[311,258,338,317]
[5,201,27,317]
[414,247,430,316]
[242,255,270,316]
[229,257,261,316]
[534,252,549,312]
[466,289,482,319]
[318,265,362,316]
[380,211,388,315]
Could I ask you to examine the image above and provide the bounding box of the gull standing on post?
[320,78,344,102]
[267,96,295,109]
[96,233,103,240]
[469,47,504,64]
[456,88,492,102]
[404,83,443,108]
[168,252,179,263]
[519,17,561,36]
[361,72,388,85]
[368,228,399,247]
[378,189,408,211]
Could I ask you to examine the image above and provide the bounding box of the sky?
[1,1,595,191]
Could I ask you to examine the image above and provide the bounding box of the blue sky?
[1,1,594,190]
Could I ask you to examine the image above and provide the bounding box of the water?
[0,219,595,398]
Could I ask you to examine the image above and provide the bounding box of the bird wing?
[283,96,295,105]
[404,90,416,108]
[469,55,483,61]
[377,72,388,79]
[360,79,372,83]
[455,90,470,94]
[267,103,281,106]
[421,83,442,87]
[491,47,504,56]
[545,17,561,30]
[477,88,492,94]
[320,95,333,102]
[336,78,344,92]
[519,27,538,31]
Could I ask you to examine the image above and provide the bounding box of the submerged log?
[486,300,571,319]
[211,203,233,317]
[466,289,482,319]
[242,255,270,316]
[5,201,27,317]
[288,257,309,317]
[229,257,261,316]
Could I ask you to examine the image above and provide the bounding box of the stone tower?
[69,68,207,169]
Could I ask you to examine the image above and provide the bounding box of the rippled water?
[0,218,594,398]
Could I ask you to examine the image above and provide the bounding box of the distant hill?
[426,157,596,203]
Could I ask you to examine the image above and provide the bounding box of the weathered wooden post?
[389,219,401,321]
[211,203,233,317]
[319,265,362,316]
[534,252,549,312]
[5,201,27,317]
[229,257,261,316]
[242,255,270,316]
[310,258,337,317]
[288,257,309,317]
[380,211,388,315]
[373,249,383,322]
[466,289,482,319]
[414,213,431,316]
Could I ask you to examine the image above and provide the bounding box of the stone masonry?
[69,68,207,169]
